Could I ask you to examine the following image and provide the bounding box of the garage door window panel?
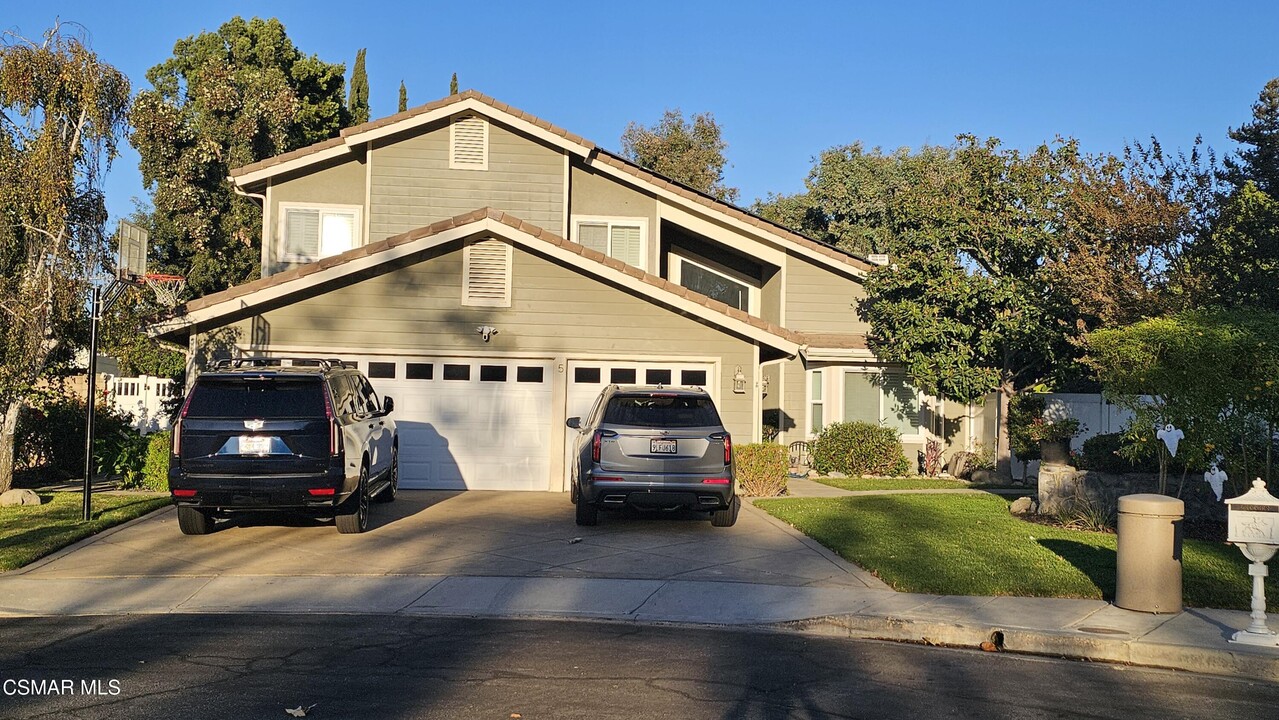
[406,363,433,380]
[443,364,471,381]
[610,368,636,384]
[480,365,508,382]
[279,204,361,263]
[517,366,544,383]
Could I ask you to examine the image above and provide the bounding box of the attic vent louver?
[450,115,488,170]
[462,238,512,307]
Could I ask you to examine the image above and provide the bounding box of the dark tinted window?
[574,367,600,383]
[516,366,544,383]
[480,365,507,382]
[645,369,672,385]
[681,370,707,386]
[602,395,721,428]
[406,363,433,380]
[357,376,380,414]
[610,368,636,384]
[185,377,326,419]
[443,364,471,381]
[367,362,396,379]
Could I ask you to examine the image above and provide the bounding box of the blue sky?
[6,1,1278,226]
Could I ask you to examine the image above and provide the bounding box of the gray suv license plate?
[650,439,677,454]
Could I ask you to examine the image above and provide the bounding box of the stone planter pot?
[1039,438,1072,466]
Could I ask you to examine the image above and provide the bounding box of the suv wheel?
[710,496,740,528]
[336,466,370,534]
[177,506,213,535]
[574,495,598,526]
[375,447,398,503]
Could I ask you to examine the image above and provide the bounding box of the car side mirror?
[382,396,394,415]
[565,417,581,430]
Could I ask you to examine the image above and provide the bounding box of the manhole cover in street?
[1076,627,1130,635]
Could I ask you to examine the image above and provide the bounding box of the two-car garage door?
[352,356,717,491]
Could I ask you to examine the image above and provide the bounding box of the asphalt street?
[1,615,1275,719]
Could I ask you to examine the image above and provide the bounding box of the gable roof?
[228,90,874,276]
[152,209,803,356]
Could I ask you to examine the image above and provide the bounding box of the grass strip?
[756,493,1276,611]
[0,492,170,572]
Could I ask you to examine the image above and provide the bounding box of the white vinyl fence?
[1011,393,1135,478]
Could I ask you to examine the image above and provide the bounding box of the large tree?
[1224,77,1279,197]
[130,16,348,296]
[0,23,130,492]
[621,109,738,203]
[348,48,369,125]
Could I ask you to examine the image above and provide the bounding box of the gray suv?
[566,385,738,527]
[169,358,397,535]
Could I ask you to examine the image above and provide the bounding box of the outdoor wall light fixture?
[476,325,499,342]
[733,366,747,394]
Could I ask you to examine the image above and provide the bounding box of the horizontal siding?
[784,252,870,333]
[370,120,564,241]
[248,243,756,438]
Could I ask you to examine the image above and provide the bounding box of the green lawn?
[0,492,170,572]
[811,476,1012,492]
[756,493,1276,611]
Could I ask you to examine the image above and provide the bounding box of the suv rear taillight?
[323,387,342,457]
[172,392,195,457]
[591,430,617,463]
[711,432,732,465]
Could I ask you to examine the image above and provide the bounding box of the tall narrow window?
[279,205,361,263]
[462,238,512,307]
[450,115,488,170]
[809,370,825,437]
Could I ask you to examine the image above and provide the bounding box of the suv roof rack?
[211,357,352,371]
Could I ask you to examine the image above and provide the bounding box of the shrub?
[97,421,148,487]
[734,443,787,497]
[136,431,172,492]
[811,421,909,477]
[1079,432,1158,474]
[16,398,140,481]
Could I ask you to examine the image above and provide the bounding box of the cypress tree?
[398,80,407,112]
[450,72,458,95]
[348,48,370,124]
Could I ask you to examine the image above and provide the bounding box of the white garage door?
[563,359,717,483]
[356,357,553,491]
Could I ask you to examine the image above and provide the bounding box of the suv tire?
[336,466,370,534]
[177,506,213,535]
[375,447,398,504]
[710,496,740,528]
[574,496,598,526]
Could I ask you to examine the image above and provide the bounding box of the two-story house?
[152,91,996,491]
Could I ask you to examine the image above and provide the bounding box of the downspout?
[230,180,268,275]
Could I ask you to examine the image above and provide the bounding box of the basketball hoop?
[143,273,187,308]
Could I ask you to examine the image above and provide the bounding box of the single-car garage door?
[356,357,553,491]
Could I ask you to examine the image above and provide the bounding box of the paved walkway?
[1,486,1276,681]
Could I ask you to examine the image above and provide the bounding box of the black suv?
[169,357,398,535]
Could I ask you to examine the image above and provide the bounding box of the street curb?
[5,501,174,577]
[742,500,892,591]
[779,613,1279,683]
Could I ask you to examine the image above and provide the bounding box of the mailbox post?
[1225,479,1279,646]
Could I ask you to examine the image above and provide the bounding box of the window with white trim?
[670,252,759,314]
[279,204,361,263]
[572,217,647,269]
[843,370,921,436]
[462,238,513,307]
[808,369,825,437]
[450,115,488,170]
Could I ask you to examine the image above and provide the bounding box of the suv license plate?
[239,435,271,455]
[650,439,677,454]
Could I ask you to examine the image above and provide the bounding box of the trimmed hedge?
[1079,432,1158,474]
[811,421,910,477]
[735,443,788,497]
[139,431,172,492]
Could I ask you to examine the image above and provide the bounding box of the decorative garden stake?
[1225,479,1279,646]
[1204,463,1228,502]
[1157,423,1183,457]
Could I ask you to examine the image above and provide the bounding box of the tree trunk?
[0,400,22,494]
[995,380,1014,481]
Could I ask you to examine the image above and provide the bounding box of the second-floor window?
[573,217,646,270]
[279,204,362,263]
[670,252,759,314]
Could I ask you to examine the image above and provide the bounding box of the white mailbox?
[1225,479,1279,646]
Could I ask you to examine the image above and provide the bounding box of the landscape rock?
[0,489,42,506]
[1009,496,1038,516]
[970,469,994,484]
[826,471,848,479]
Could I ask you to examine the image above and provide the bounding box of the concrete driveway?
[12,491,881,589]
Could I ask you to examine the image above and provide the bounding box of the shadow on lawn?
[1037,539,1117,600]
